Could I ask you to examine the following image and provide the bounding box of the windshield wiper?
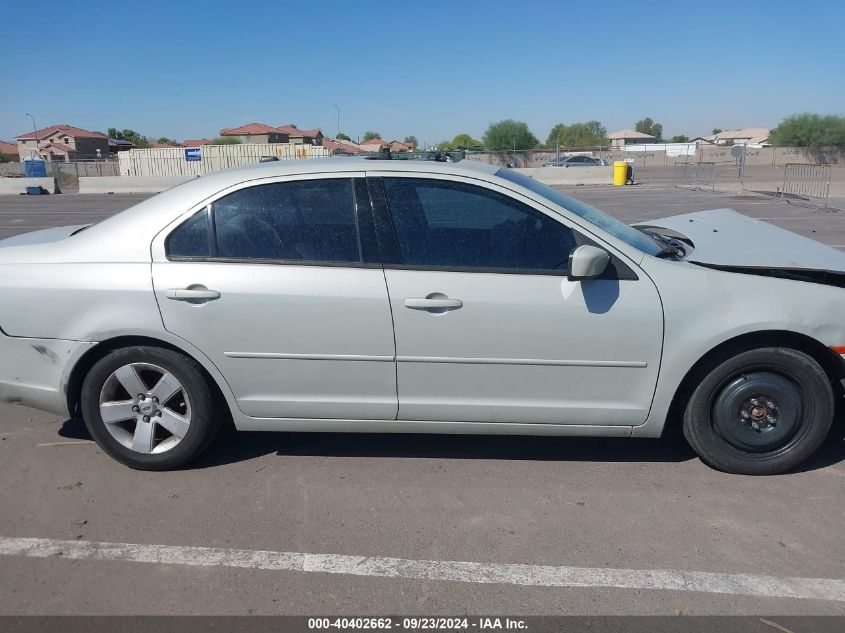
[655,245,682,259]
[638,228,685,260]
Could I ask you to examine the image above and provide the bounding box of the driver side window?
[382,178,578,272]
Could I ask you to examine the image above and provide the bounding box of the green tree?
[711,128,723,135]
[482,119,539,151]
[450,133,481,149]
[212,137,242,145]
[336,132,351,141]
[635,117,663,141]
[156,137,179,146]
[669,135,690,143]
[769,113,845,147]
[545,121,607,147]
[403,135,418,147]
[362,131,382,141]
[0,152,10,163]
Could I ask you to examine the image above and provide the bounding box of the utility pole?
[334,104,340,138]
[25,113,38,159]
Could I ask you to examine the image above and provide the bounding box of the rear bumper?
[0,330,94,418]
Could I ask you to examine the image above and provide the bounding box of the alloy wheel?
[98,362,192,454]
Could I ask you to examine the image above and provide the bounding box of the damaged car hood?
[635,209,845,275]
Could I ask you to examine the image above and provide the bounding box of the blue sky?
[2,0,843,145]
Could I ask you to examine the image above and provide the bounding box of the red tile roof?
[16,124,106,140]
[322,138,364,154]
[0,140,18,155]
[182,139,213,147]
[221,123,322,139]
[273,125,301,137]
[40,141,76,153]
[219,123,279,136]
[276,125,320,138]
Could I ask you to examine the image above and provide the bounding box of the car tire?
[81,346,222,470]
[683,347,833,475]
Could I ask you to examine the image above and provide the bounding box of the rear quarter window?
[166,209,210,258]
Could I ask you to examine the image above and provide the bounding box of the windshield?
[496,168,663,256]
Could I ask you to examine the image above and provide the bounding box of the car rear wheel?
[81,346,221,470]
[683,347,834,475]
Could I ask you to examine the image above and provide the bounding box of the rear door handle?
[165,288,221,301]
[404,297,463,310]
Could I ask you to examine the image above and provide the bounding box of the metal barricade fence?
[781,163,831,207]
[696,162,715,192]
[672,162,695,188]
[672,162,715,191]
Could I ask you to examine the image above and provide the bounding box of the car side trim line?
[397,356,648,368]
[236,417,634,437]
[223,352,394,362]
[223,352,648,367]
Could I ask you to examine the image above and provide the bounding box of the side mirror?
[567,245,610,281]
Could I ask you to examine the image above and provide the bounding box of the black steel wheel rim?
[710,370,804,454]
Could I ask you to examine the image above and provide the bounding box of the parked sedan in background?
[543,155,608,167]
[1,158,844,474]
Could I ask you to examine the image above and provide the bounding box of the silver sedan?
[1,158,843,474]
[543,155,608,167]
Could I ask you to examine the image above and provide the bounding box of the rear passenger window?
[213,179,361,263]
[166,209,210,258]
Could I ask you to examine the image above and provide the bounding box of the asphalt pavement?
[0,185,843,615]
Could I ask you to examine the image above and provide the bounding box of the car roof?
[221,156,500,179]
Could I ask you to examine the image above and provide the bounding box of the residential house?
[607,129,656,146]
[387,140,414,153]
[0,140,19,160]
[322,138,365,155]
[276,126,323,145]
[693,128,770,147]
[358,137,389,153]
[16,124,109,161]
[219,123,286,144]
[220,123,323,145]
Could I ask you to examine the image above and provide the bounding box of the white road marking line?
[35,440,94,447]
[759,617,797,633]
[0,536,843,602]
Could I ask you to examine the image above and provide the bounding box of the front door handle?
[404,297,463,310]
[165,287,221,301]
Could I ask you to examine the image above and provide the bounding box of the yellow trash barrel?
[613,161,628,186]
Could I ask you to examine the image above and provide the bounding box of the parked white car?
[1,158,843,473]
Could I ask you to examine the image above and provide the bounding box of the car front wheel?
[683,347,834,475]
[81,346,221,470]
